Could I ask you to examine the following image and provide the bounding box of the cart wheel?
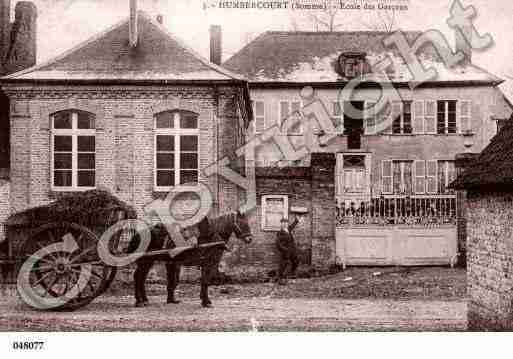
[19,222,116,311]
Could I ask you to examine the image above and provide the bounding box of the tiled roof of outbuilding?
[3,11,244,83]
[223,31,502,84]
[451,117,513,190]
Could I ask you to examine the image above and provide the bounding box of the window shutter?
[459,100,472,133]
[426,160,438,194]
[414,160,426,194]
[279,101,289,128]
[413,100,424,134]
[391,101,403,133]
[253,101,265,133]
[382,160,393,194]
[424,100,437,134]
[291,101,302,134]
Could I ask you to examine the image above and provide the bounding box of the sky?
[17,0,513,96]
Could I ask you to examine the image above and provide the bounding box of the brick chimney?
[0,0,10,59]
[129,0,138,47]
[455,25,472,64]
[210,25,222,65]
[3,1,37,75]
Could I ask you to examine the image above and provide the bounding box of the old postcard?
[0,0,512,354]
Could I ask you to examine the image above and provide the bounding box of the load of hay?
[5,190,138,229]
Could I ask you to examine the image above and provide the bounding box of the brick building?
[223,31,513,271]
[0,10,252,249]
[452,118,513,330]
[0,0,36,244]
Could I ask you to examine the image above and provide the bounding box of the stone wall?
[467,190,513,330]
[0,179,9,242]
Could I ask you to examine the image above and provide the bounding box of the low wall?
[467,190,513,330]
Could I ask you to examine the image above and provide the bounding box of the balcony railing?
[336,194,457,227]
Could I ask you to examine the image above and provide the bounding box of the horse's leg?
[134,262,143,305]
[200,264,213,308]
[166,262,181,304]
[200,252,223,308]
[135,260,153,307]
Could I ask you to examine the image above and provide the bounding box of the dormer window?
[337,52,367,79]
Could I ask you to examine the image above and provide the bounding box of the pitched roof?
[223,31,502,84]
[451,119,513,190]
[3,11,244,83]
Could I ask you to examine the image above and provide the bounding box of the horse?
[128,211,253,308]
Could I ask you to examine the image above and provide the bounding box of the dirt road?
[0,294,466,331]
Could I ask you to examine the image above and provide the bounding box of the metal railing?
[336,194,457,227]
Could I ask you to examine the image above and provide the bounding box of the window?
[343,155,365,193]
[155,110,199,189]
[51,110,96,190]
[393,161,413,194]
[382,160,413,194]
[438,160,456,194]
[437,100,457,134]
[338,52,367,79]
[253,101,265,134]
[261,195,288,231]
[392,101,412,134]
[279,101,302,135]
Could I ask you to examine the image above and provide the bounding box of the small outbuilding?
[452,117,513,330]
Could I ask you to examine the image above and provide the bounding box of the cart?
[0,190,226,311]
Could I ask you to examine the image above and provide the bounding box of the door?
[336,153,371,209]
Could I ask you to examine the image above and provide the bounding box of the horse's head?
[232,211,253,244]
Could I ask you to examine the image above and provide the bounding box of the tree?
[288,2,397,33]
[359,10,397,33]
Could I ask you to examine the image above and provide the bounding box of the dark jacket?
[276,217,299,254]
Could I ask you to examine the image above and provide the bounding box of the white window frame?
[154,111,199,191]
[261,194,289,231]
[343,168,365,193]
[438,160,456,193]
[392,101,413,135]
[51,111,96,191]
[436,100,458,134]
[253,100,265,134]
[279,100,303,135]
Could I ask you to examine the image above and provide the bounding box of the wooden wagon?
[0,190,226,311]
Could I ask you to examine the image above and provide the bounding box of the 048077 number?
[12,341,45,350]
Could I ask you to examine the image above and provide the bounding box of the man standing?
[276,215,300,285]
